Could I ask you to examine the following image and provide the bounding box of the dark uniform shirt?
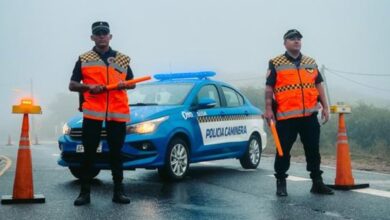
[266,52,323,87]
[71,47,134,111]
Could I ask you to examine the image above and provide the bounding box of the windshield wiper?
[130,102,158,106]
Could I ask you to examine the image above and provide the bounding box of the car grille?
[69,128,107,140]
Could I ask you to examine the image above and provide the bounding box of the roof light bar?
[154,71,216,80]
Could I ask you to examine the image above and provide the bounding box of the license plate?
[76,144,84,153]
[76,143,103,153]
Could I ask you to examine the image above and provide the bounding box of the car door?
[189,84,227,160]
[215,86,251,153]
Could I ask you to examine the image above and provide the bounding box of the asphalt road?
[1,143,390,220]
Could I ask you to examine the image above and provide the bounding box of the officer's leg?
[299,114,322,179]
[106,120,130,204]
[274,119,298,196]
[75,118,102,206]
[274,119,298,179]
[300,114,333,194]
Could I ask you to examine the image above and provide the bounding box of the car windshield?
[128,83,194,106]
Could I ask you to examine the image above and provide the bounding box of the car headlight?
[62,123,71,135]
[126,116,169,134]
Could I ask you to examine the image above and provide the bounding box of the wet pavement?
[1,143,390,220]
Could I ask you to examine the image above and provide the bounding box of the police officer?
[264,29,334,196]
[69,21,134,205]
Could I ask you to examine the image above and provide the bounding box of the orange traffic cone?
[328,113,369,190]
[1,114,45,204]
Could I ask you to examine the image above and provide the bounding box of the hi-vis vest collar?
[80,50,130,73]
[272,54,319,121]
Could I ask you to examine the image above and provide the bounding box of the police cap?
[92,21,110,35]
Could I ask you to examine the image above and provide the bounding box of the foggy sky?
[1,0,390,141]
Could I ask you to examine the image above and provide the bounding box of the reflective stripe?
[277,107,318,118]
[81,61,106,67]
[301,64,317,69]
[275,64,317,72]
[337,140,349,144]
[18,146,30,150]
[107,112,130,120]
[275,64,295,72]
[304,107,318,114]
[337,133,347,137]
[110,63,126,73]
[20,137,29,141]
[83,109,106,118]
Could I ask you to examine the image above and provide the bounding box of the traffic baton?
[104,76,151,91]
[269,120,283,157]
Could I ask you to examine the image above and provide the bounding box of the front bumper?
[58,132,170,170]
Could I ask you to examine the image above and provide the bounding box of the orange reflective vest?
[271,54,319,121]
[80,50,131,122]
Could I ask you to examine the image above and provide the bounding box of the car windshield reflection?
[128,83,194,106]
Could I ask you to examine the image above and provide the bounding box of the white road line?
[267,174,390,199]
[0,155,12,176]
[352,188,390,199]
[267,175,310,181]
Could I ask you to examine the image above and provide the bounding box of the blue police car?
[58,72,267,181]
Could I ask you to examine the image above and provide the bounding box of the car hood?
[67,105,183,128]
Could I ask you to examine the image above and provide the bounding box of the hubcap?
[170,143,188,176]
[249,139,260,165]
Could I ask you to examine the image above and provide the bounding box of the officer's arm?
[265,85,275,124]
[264,61,276,124]
[125,65,136,90]
[316,83,328,109]
[316,83,329,123]
[69,80,91,92]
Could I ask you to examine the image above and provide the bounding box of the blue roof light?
[154,71,216,80]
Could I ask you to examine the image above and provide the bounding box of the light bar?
[154,71,216,80]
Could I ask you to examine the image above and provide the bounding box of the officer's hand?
[117,82,136,90]
[264,109,275,126]
[117,82,127,90]
[321,108,330,124]
[89,85,105,94]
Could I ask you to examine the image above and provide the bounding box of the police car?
[58,72,267,181]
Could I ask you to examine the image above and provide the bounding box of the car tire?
[240,134,262,169]
[158,137,190,181]
[69,167,100,179]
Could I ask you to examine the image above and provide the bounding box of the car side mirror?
[197,98,216,109]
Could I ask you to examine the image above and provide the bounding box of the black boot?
[74,183,91,206]
[276,178,288,197]
[310,178,334,195]
[112,183,130,204]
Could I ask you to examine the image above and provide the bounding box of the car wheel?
[158,138,190,181]
[69,167,100,179]
[240,134,262,169]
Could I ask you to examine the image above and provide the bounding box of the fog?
[1,0,389,142]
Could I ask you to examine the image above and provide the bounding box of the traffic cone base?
[1,194,45,204]
[327,183,370,190]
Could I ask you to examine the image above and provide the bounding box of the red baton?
[270,120,284,157]
[105,76,151,91]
